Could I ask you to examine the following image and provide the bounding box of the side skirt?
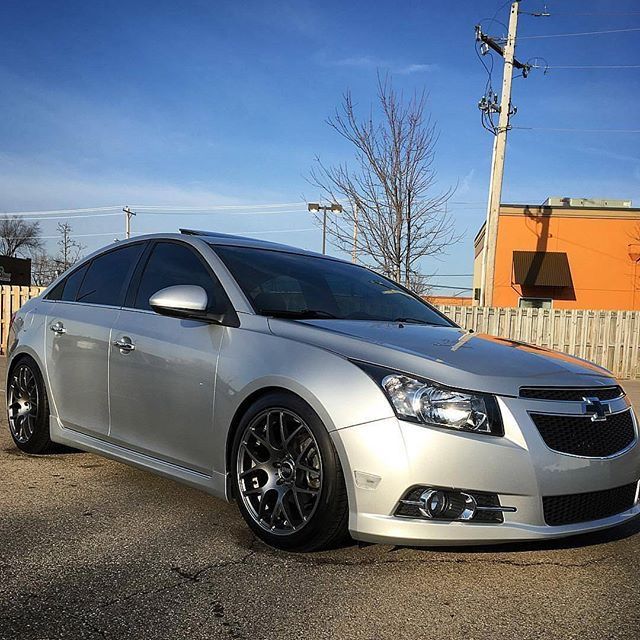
[49,416,228,499]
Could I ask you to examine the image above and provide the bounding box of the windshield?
[212,245,453,326]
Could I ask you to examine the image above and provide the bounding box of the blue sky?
[1,0,639,293]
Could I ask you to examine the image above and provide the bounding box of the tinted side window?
[134,242,224,312]
[61,264,89,301]
[77,244,145,306]
[45,263,88,301]
[45,280,65,301]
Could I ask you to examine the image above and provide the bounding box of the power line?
[513,126,640,133]
[239,227,316,235]
[3,231,124,240]
[0,212,122,221]
[132,202,304,211]
[0,206,120,217]
[548,12,640,17]
[519,27,640,40]
[136,209,307,216]
[534,64,640,70]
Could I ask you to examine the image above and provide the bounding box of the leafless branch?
[308,75,461,291]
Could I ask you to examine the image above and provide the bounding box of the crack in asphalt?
[0,550,258,640]
[96,548,258,610]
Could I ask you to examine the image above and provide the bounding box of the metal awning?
[512,251,573,287]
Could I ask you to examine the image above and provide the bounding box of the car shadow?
[384,515,640,555]
[2,442,79,456]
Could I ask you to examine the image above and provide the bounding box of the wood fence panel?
[0,285,46,354]
[437,305,640,379]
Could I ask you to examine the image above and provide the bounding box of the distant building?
[424,294,472,307]
[473,197,640,310]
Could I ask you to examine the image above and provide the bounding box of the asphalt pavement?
[1,358,639,640]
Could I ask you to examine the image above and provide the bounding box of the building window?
[519,297,552,309]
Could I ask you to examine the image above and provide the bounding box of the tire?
[7,355,53,454]
[231,391,349,551]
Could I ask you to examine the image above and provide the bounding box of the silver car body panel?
[7,232,640,545]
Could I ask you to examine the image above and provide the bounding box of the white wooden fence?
[1,285,45,353]
[436,305,640,379]
[0,288,637,378]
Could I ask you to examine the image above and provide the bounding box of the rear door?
[44,242,146,437]
[108,240,231,473]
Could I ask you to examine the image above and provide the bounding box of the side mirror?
[149,285,214,321]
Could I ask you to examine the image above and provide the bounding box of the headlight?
[355,362,503,436]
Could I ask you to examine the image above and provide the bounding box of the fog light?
[419,488,477,521]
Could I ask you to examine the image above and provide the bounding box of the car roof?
[179,228,337,260]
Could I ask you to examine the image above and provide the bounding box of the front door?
[108,241,228,473]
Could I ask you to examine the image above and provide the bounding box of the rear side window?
[61,264,89,301]
[133,242,225,312]
[77,244,145,306]
[45,263,88,301]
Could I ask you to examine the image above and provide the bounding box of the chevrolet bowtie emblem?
[582,397,611,422]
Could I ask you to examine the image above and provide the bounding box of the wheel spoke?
[294,487,319,496]
[249,429,272,454]
[296,440,314,464]
[280,499,294,530]
[284,424,304,450]
[291,488,306,522]
[279,412,286,450]
[239,463,269,479]
[297,463,319,474]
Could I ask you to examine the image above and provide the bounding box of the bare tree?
[309,76,459,291]
[31,223,86,286]
[31,252,58,287]
[0,217,43,258]
[54,222,85,272]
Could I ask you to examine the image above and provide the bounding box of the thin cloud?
[396,63,437,75]
[328,55,437,74]
[458,168,476,195]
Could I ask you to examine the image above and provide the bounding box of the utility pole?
[123,206,136,239]
[477,1,524,306]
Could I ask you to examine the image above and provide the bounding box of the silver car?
[6,230,640,550]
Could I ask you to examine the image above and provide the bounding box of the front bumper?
[330,396,640,546]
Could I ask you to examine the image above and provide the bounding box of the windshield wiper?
[262,309,339,320]
[392,317,438,325]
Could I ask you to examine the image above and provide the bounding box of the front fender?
[212,326,394,476]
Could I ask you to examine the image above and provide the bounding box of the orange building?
[424,295,473,306]
[473,197,640,310]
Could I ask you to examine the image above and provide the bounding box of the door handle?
[49,321,66,335]
[112,337,135,353]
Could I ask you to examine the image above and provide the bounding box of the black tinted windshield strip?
[211,244,455,327]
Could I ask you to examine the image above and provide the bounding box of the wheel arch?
[6,348,45,390]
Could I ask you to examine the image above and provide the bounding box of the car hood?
[267,319,615,397]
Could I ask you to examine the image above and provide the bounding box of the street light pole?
[307,202,343,254]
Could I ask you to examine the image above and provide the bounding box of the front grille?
[543,483,638,526]
[520,386,623,402]
[531,409,636,457]
[395,487,504,523]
